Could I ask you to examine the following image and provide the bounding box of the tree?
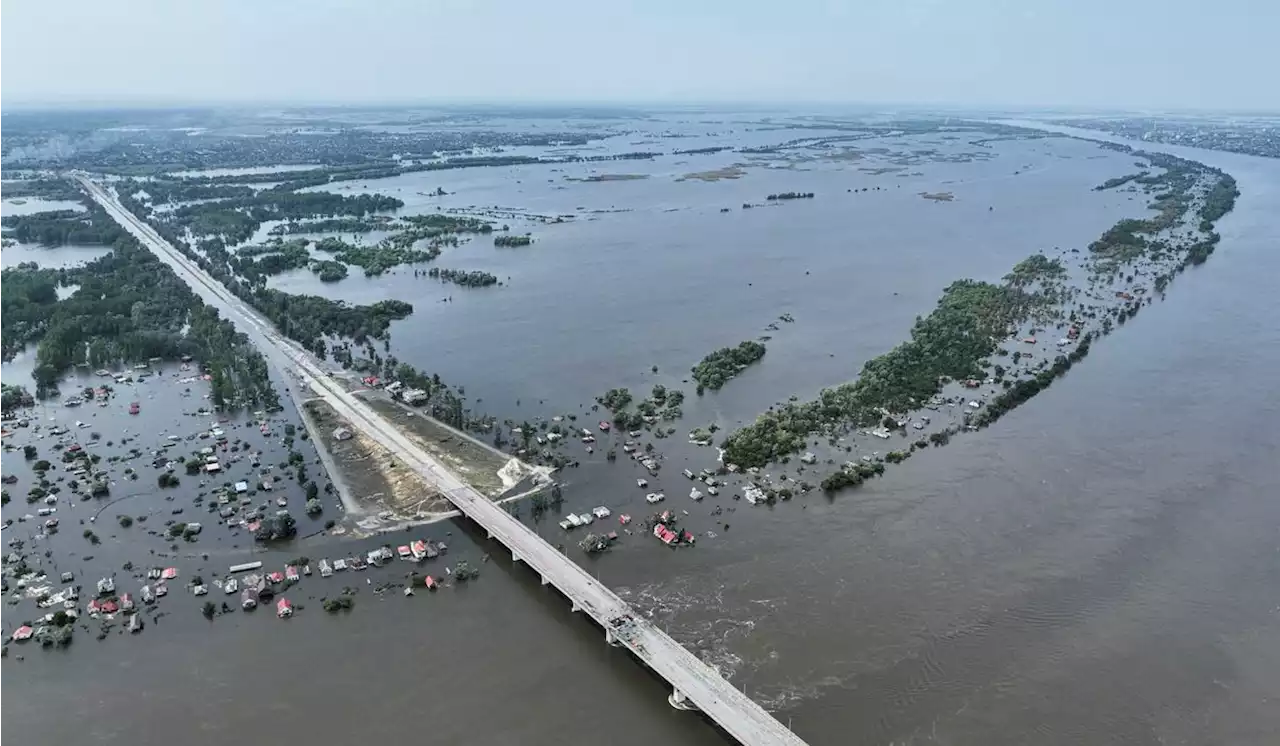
[118,515,134,528]
[202,601,217,620]
[304,481,319,501]
[33,459,51,472]
[305,498,323,516]
[23,445,38,460]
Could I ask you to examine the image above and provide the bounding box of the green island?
[692,340,767,392]
[233,238,313,280]
[311,260,349,282]
[494,234,533,247]
[427,268,499,287]
[723,147,1239,482]
[315,236,438,277]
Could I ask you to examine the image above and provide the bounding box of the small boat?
[276,496,288,507]
[424,575,438,591]
[585,446,594,454]
[683,469,695,479]
[636,478,648,488]
[645,492,665,504]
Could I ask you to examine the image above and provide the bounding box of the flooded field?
[5,118,1279,746]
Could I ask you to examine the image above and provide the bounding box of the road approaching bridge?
[77,176,809,746]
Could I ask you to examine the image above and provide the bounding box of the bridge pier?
[511,550,521,564]
[571,602,581,612]
[605,628,624,647]
[668,687,699,711]
[540,575,550,586]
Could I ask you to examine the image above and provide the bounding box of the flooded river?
[5,123,1279,745]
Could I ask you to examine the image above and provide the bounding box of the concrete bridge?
[79,176,809,746]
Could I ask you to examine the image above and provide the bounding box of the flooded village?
[3,106,1275,746]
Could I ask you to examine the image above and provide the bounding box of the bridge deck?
[81,176,809,746]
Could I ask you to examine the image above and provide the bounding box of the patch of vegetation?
[723,280,1046,467]
[494,234,532,247]
[692,340,767,391]
[268,216,395,235]
[1003,253,1066,287]
[315,236,438,277]
[595,388,632,411]
[1,235,278,408]
[311,260,349,282]
[427,268,498,287]
[1094,172,1149,191]
[0,204,127,246]
[323,596,354,612]
[164,189,404,245]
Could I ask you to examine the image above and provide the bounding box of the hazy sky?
[3,0,1276,110]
